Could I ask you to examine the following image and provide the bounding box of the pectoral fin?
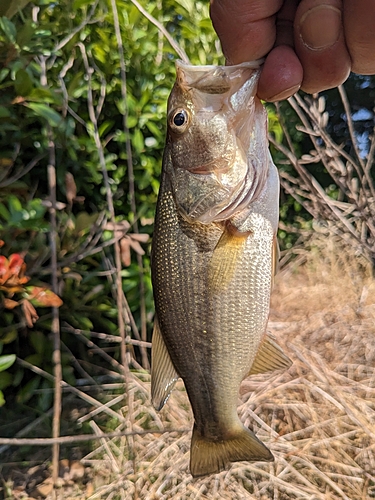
[151,317,179,410]
[208,227,248,293]
[249,333,292,376]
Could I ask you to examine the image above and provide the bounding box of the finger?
[294,0,351,94]
[210,0,283,64]
[344,0,375,74]
[257,0,302,101]
[258,45,303,101]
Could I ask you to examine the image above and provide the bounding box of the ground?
[1,235,375,499]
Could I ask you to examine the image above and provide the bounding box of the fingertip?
[258,45,303,101]
[344,0,375,75]
[294,0,351,93]
[210,0,281,64]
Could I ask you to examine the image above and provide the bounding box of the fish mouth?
[176,59,264,94]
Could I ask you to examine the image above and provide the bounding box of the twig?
[338,85,366,171]
[110,0,149,371]
[61,324,152,347]
[129,0,189,63]
[78,42,129,382]
[0,427,191,446]
[0,152,46,187]
[90,421,120,474]
[38,50,63,487]
[53,0,99,53]
[17,358,127,423]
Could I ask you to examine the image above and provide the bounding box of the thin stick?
[40,51,62,486]
[78,42,128,381]
[0,427,191,446]
[129,0,189,63]
[110,0,149,370]
[17,358,127,423]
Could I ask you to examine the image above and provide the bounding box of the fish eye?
[173,111,186,126]
[169,108,190,132]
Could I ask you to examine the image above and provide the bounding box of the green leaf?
[16,19,34,48]
[0,354,16,372]
[0,390,4,407]
[0,371,12,390]
[132,129,144,153]
[0,68,9,83]
[146,120,162,139]
[75,212,99,235]
[0,203,10,220]
[0,329,17,344]
[3,0,32,19]
[9,195,22,212]
[0,106,11,118]
[29,331,45,356]
[175,0,194,13]
[15,68,33,96]
[16,376,40,404]
[25,102,62,127]
[0,16,16,43]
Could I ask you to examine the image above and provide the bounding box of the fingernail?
[299,5,341,50]
[265,84,301,102]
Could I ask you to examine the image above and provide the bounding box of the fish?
[151,60,292,478]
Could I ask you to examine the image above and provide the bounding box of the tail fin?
[190,425,273,478]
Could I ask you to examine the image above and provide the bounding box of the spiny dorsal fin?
[151,317,179,410]
[208,227,248,294]
[249,332,292,376]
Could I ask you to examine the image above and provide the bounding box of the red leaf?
[25,286,63,308]
[0,256,8,277]
[3,298,19,309]
[8,254,25,276]
[22,300,39,327]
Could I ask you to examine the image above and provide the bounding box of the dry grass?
[68,236,375,499]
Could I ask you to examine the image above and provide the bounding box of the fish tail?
[190,424,274,478]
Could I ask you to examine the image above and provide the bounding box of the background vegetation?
[0,0,374,498]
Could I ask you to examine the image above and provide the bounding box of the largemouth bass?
[151,60,291,478]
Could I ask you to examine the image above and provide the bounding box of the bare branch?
[129,0,190,63]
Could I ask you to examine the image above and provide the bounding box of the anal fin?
[151,316,179,410]
[249,332,292,376]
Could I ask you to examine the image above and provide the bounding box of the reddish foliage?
[0,253,63,327]
[0,253,29,294]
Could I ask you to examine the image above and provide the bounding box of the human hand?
[210,0,375,101]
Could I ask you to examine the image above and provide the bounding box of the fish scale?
[151,60,292,477]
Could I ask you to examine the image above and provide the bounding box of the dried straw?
[84,235,375,499]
